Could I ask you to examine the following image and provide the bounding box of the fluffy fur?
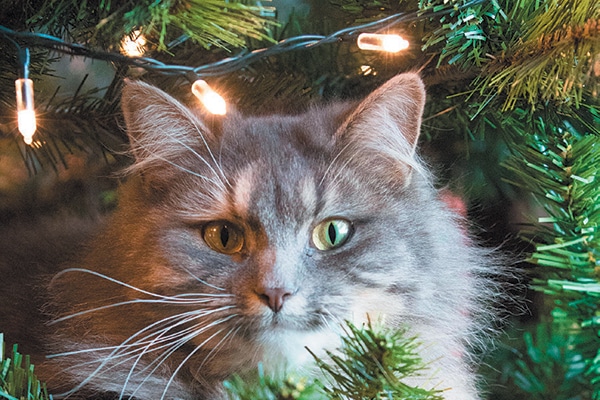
[0,73,504,399]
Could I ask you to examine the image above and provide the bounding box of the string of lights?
[0,0,485,144]
[0,0,483,79]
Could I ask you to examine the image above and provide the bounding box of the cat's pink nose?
[257,287,292,313]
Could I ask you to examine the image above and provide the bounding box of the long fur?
[0,73,508,399]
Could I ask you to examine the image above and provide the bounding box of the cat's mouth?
[260,315,310,332]
[264,309,328,331]
[236,308,330,337]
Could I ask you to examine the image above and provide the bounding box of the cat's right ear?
[121,80,216,188]
[335,73,426,187]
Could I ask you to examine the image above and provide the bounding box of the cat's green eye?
[312,218,353,251]
[203,221,244,254]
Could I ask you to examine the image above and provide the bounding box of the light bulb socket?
[15,78,34,112]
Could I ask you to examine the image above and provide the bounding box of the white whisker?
[52,268,230,305]
[50,297,227,325]
[189,119,231,189]
[176,264,226,291]
[196,322,243,372]
[54,307,237,398]
[127,137,225,197]
[163,159,226,190]
[51,312,206,392]
[160,327,227,400]
[49,307,234,359]
[168,135,229,192]
[130,315,239,399]
[123,322,201,398]
[134,313,238,375]
[318,142,352,187]
[326,154,358,191]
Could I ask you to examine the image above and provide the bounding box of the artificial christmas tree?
[0,0,598,399]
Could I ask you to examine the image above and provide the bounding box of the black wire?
[0,0,485,82]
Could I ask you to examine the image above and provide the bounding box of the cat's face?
[53,74,474,398]
[115,74,427,377]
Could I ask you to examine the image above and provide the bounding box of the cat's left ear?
[121,79,218,189]
[336,72,426,185]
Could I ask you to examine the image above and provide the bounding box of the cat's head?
[116,73,442,376]
[52,74,484,396]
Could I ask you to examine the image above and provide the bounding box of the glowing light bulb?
[191,80,227,115]
[357,33,409,53]
[121,30,147,57]
[15,78,36,144]
[360,65,375,76]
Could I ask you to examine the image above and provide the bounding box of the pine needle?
[0,334,52,400]
[311,320,443,400]
[224,320,443,400]
[502,105,600,398]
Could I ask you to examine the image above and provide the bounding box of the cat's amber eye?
[312,218,353,251]
[203,221,244,254]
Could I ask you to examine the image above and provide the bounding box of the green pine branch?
[509,324,593,398]
[421,0,600,113]
[225,320,443,400]
[0,321,442,400]
[23,0,276,51]
[313,321,442,400]
[475,16,599,112]
[501,105,600,398]
[0,334,51,400]
[224,367,325,400]
[420,0,507,69]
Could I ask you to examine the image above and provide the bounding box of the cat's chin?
[187,326,340,391]
[257,327,341,375]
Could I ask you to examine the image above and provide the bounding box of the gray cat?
[0,73,502,399]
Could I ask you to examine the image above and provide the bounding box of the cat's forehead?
[231,161,319,227]
[222,110,339,160]
[166,104,389,226]
[229,140,320,212]
[217,111,349,226]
